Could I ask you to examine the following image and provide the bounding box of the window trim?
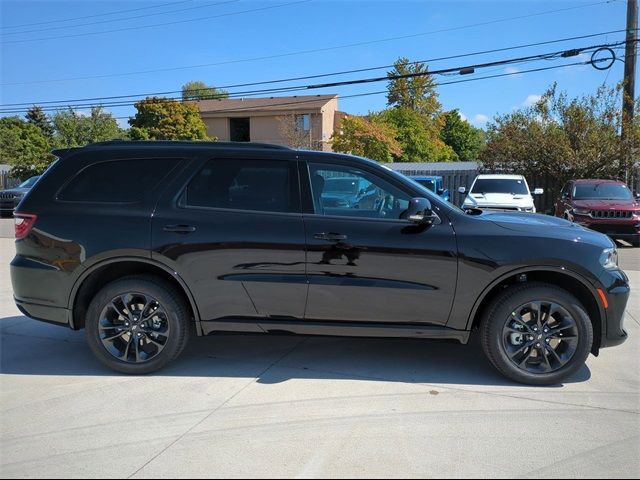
[178,156,302,215]
[55,157,184,205]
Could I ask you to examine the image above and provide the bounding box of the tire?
[85,275,191,374]
[480,282,593,386]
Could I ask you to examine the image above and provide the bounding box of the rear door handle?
[163,224,196,234]
[314,232,347,242]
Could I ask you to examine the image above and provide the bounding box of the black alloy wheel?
[502,300,579,374]
[481,282,593,386]
[86,275,190,374]
[98,292,170,364]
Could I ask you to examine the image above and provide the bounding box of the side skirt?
[200,318,470,344]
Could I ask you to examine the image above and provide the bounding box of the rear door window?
[58,158,179,203]
[184,158,299,213]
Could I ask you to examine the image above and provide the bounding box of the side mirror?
[402,197,437,225]
[458,186,467,194]
[634,191,640,200]
[436,188,445,195]
[561,192,570,200]
[533,188,544,195]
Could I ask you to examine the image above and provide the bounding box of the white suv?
[459,174,543,212]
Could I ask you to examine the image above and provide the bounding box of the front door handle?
[314,232,347,242]
[163,224,196,234]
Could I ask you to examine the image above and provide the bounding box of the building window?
[296,114,310,132]
[230,117,250,142]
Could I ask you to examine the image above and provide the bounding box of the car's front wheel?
[480,282,593,386]
[85,275,191,374]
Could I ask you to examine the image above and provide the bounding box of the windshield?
[414,179,436,192]
[324,177,359,194]
[471,178,529,195]
[18,176,39,188]
[573,183,633,201]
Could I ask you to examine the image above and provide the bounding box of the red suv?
[555,179,640,247]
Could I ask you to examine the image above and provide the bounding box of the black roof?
[88,140,291,150]
[52,140,292,158]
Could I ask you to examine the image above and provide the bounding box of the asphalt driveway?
[0,218,638,478]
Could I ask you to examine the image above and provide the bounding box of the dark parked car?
[0,176,40,217]
[555,179,640,247]
[10,141,629,385]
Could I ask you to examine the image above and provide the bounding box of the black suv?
[10,141,629,385]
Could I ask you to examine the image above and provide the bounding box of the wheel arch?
[467,266,605,355]
[68,257,201,333]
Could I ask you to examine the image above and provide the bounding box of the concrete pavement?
[0,223,638,478]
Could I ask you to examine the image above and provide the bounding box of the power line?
[0,42,621,114]
[1,4,622,85]
[1,0,195,29]
[102,59,604,120]
[1,1,240,36]
[195,61,610,115]
[0,0,312,45]
[1,29,631,106]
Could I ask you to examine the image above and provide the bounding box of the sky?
[0,0,632,129]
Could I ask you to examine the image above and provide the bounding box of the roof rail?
[84,140,293,150]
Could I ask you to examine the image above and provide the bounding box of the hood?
[478,211,614,248]
[1,187,30,196]
[573,199,639,210]
[464,192,534,209]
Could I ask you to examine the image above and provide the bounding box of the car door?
[151,152,307,331]
[300,157,458,326]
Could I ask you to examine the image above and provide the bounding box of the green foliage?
[25,106,54,138]
[181,81,229,101]
[129,97,210,140]
[52,107,124,147]
[331,115,402,163]
[480,83,634,184]
[375,107,457,162]
[387,57,441,116]
[0,116,55,179]
[440,109,485,160]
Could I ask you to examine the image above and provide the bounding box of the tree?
[52,107,124,147]
[480,83,632,185]
[375,107,456,162]
[25,106,54,138]
[181,81,229,101]
[330,115,402,163]
[129,97,210,140]
[277,114,320,150]
[387,57,441,116]
[440,109,485,160]
[0,116,55,179]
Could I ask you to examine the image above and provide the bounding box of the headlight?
[600,247,618,269]
[573,208,591,215]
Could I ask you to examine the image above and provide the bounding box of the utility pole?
[621,0,637,182]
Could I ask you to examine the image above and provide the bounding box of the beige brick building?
[196,94,346,151]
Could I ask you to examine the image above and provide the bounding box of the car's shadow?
[0,316,591,387]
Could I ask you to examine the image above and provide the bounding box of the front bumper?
[574,215,640,239]
[599,268,630,349]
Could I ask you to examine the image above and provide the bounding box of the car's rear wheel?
[480,282,593,386]
[85,275,190,374]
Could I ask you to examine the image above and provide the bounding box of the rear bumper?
[15,298,71,328]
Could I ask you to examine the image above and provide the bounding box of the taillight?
[14,214,37,240]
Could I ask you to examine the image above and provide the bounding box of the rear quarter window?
[57,158,179,203]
